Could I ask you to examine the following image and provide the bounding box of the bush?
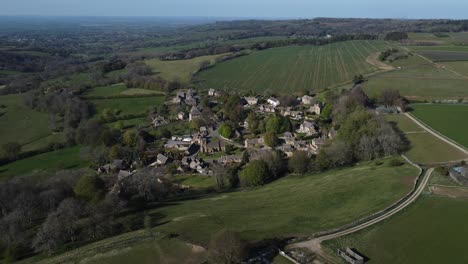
[387,158,403,167]
[73,173,105,203]
[435,166,449,176]
[288,151,311,174]
[218,123,233,139]
[239,160,270,187]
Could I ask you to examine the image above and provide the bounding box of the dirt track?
[366,52,394,71]
[292,168,434,259]
[405,113,468,156]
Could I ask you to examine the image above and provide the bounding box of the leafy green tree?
[239,160,270,186]
[73,174,105,203]
[263,131,278,148]
[219,123,234,138]
[123,130,138,147]
[265,115,280,133]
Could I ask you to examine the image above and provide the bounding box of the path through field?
[291,167,434,261]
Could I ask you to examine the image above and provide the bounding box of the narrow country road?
[404,113,468,156]
[291,167,435,261]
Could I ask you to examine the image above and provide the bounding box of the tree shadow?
[350,248,371,262]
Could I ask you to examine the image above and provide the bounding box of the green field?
[0,94,56,150]
[145,54,226,82]
[324,196,468,264]
[441,61,468,77]
[146,158,418,244]
[91,96,165,116]
[174,175,216,189]
[196,40,394,94]
[0,146,88,180]
[363,63,468,100]
[411,104,468,148]
[84,84,164,97]
[417,51,468,62]
[385,114,467,164]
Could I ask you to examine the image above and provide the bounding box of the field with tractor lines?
[196,40,395,94]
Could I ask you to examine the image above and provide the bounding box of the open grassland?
[362,63,468,100]
[324,196,468,264]
[145,54,226,83]
[410,104,468,148]
[0,94,56,150]
[408,32,468,45]
[84,236,207,264]
[146,158,418,244]
[196,40,394,94]
[385,114,467,164]
[91,96,164,116]
[442,61,468,77]
[0,146,88,180]
[174,175,216,189]
[43,72,92,87]
[84,83,163,97]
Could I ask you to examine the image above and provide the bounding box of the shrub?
[239,160,270,187]
[218,123,233,138]
[387,158,403,167]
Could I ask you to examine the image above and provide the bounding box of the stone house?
[189,106,202,121]
[259,104,276,113]
[178,111,187,120]
[309,103,322,115]
[202,140,226,153]
[267,97,281,107]
[245,138,265,148]
[297,121,319,135]
[302,95,315,105]
[244,96,259,106]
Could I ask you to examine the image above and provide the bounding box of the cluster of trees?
[384,32,409,41]
[0,166,179,260]
[379,48,409,63]
[315,87,408,170]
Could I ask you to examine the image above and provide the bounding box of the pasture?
[0,94,57,150]
[362,63,468,100]
[146,157,418,244]
[84,83,163,97]
[196,40,394,94]
[90,96,165,116]
[410,104,468,148]
[0,146,88,180]
[324,196,468,264]
[417,51,468,62]
[145,54,226,83]
[385,114,467,164]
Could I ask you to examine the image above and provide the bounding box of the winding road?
[292,167,434,261]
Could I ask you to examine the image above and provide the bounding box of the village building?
[328,128,338,139]
[259,104,276,113]
[178,111,187,120]
[375,106,400,114]
[245,137,265,148]
[217,155,242,165]
[201,139,226,153]
[337,248,364,264]
[189,106,203,121]
[282,132,296,145]
[309,103,322,115]
[184,94,198,106]
[297,120,319,135]
[281,107,303,120]
[302,95,315,105]
[151,116,168,127]
[244,96,259,106]
[267,97,281,107]
[208,88,216,96]
[164,139,191,151]
[276,144,295,157]
[449,165,468,185]
[156,154,169,165]
[98,159,129,174]
[172,96,182,105]
[311,138,326,154]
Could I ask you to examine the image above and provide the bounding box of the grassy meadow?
[91,96,165,116]
[145,158,419,244]
[197,40,394,94]
[324,196,468,264]
[385,114,467,164]
[0,146,88,180]
[0,94,58,150]
[145,54,226,83]
[84,83,164,97]
[362,63,468,100]
[410,104,468,148]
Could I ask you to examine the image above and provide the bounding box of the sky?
[1,0,467,19]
